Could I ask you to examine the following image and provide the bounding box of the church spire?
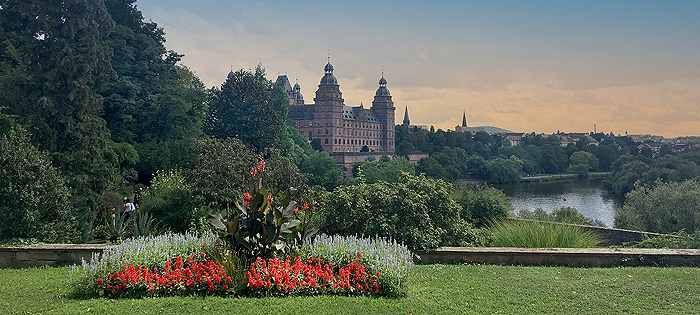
[403,105,411,125]
[462,110,467,127]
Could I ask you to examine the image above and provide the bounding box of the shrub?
[299,234,413,297]
[615,179,700,234]
[70,232,218,297]
[625,230,700,249]
[319,174,480,250]
[138,169,207,233]
[207,158,316,261]
[489,220,601,248]
[0,127,77,242]
[453,184,510,226]
[615,180,700,234]
[516,207,605,227]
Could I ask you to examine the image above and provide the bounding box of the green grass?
[2,264,699,314]
[489,220,602,248]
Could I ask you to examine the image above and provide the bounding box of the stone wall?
[414,247,700,267]
[0,244,106,268]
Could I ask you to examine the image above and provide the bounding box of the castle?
[278,60,396,154]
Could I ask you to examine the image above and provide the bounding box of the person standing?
[123,197,136,222]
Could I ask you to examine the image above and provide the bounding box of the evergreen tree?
[205,66,288,151]
[0,0,118,239]
[101,0,207,181]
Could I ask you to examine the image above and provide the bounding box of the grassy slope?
[1,264,699,314]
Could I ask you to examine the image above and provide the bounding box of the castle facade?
[278,60,396,154]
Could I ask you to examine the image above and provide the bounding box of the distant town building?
[557,133,599,147]
[505,132,525,146]
[281,60,396,154]
[454,111,487,134]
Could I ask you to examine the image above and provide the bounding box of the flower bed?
[246,254,382,296]
[96,253,233,298]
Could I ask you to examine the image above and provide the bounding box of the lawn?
[1,264,698,314]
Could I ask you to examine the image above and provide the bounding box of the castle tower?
[292,79,304,105]
[313,59,344,152]
[462,110,468,127]
[403,105,410,125]
[371,73,395,152]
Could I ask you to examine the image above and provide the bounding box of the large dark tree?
[205,66,289,151]
[101,0,207,182]
[0,0,118,239]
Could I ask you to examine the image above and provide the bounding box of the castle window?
[325,139,329,144]
[334,139,337,144]
[325,130,328,134]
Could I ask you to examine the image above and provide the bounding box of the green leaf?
[206,214,226,231]
[282,201,297,218]
[226,215,240,236]
[286,219,301,229]
[304,227,319,239]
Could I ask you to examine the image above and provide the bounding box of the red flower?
[97,278,103,285]
[267,195,273,205]
[243,192,252,206]
[301,202,309,211]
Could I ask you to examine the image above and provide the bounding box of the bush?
[615,179,700,234]
[0,127,77,242]
[70,232,218,298]
[516,207,605,227]
[318,174,482,250]
[185,138,307,206]
[489,220,601,248]
[299,234,413,297]
[453,184,510,226]
[625,230,700,249]
[138,169,208,233]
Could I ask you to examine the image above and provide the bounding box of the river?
[495,179,623,228]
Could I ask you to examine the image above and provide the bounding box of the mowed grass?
[1,264,699,314]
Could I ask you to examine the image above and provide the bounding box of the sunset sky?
[134,0,700,137]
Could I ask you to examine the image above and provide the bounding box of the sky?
[134,0,700,137]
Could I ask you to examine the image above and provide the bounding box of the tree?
[297,150,341,191]
[354,156,416,184]
[453,184,510,226]
[615,179,700,234]
[416,157,448,180]
[0,127,77,242]
[101,0,208,181]
[570,151,599,171]
[486,157,522,184]
[205,66,288,151]
[1,0,119,240]
[539,144,568,173]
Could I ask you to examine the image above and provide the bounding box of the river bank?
[519,172,612,183]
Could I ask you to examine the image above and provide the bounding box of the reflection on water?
[495,179,623,228]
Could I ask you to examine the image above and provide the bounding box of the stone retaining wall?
[414,247,700,267]
[0,244,106,268]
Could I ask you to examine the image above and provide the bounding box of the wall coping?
[415,247,700,266]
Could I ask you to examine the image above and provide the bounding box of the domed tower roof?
[375,73,391,96]
[320,60,338,85]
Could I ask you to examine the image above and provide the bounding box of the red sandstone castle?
[278,60,396,154]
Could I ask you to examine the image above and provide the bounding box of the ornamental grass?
[489,220,602,248]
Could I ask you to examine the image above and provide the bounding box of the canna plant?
[207,158,316,260]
